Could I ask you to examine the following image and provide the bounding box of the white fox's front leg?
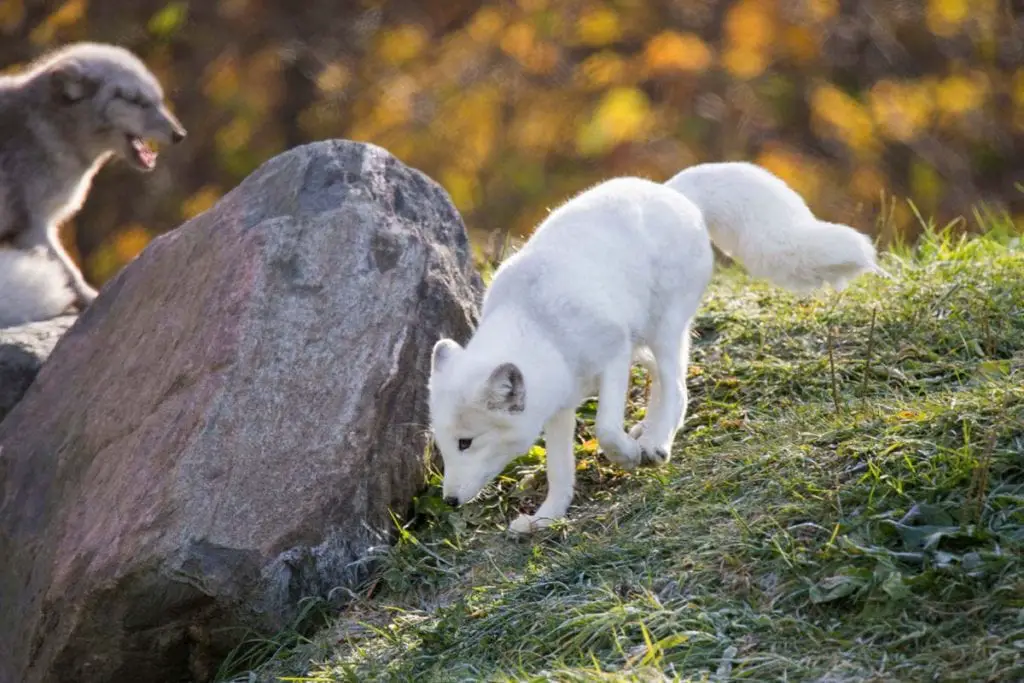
[629,354,660,441]
[595,346,643,469]
[509,408,577,534]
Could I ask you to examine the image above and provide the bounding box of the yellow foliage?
[644,31,712,74]
[1013,69,1024,108]
[316,62,351,95]
[378,26,426,66]
[441,169,481,213]
[810,84,877,155]
[86,244,119,285]
[0,0,25,33]
[1013,69,1024,132]
[11,0,1017,282]
[576,86,652,156]
[780,25,819,65]
[351,76,417,140]
[113,225,151,263]
[850,166,885,201]
[148,3,188,38]
[804,0,839,23]
[756,146,820,206]
[215,117,253,155]
[524,42,560,76]
[576,51,628,89]
[458,88,501,170]
[910,159,943,212]
[722,0,775,79]
[517,0,548,11]
[299,100,345,139]
[467,6,505,44]
[725,0,774,47]
[935,71,988,116]
[29,0,85,44]
[723,47,769,80]
[869,79,934,142]
[512,101,573,154]
[433,86,500,172]
[181,186,223,220]
[244,47,283,115]
[378,25,429,67]
[203,52,241,106]
[576,7,622,47]
[500,21,536,64]
[926,0,968,38]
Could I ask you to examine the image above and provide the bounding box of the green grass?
[227,221,1024,683]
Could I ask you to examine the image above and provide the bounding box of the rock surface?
[0,140,482,683]
[0,315,76,421]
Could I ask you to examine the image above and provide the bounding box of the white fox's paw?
[637,435,671,468]
[508,513,555,535]
[599,436,641,471]
[628,421,647,439]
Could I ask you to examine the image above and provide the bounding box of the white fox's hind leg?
[634,316,695,467]
[634,333,684,466]
[509,408,577,534]
[596,344,643,470]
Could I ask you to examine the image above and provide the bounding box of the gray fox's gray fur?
[0,42,186,327]
[0,248,75,328]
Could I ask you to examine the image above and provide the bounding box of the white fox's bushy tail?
[666,162,885,294]
[0,248,75,328]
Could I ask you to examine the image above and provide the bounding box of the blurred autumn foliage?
[1,0,1022,284]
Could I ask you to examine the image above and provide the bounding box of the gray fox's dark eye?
[458,438,472,451]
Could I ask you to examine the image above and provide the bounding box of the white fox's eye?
[458,438,472,451]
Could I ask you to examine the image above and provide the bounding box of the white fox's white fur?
[429,162,883,534]
[665,162,883,293]
[0,247,75,328]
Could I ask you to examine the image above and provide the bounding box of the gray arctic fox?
[0,42,186,328]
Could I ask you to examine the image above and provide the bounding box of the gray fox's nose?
[171,128,186,144]
[443,496,459,508]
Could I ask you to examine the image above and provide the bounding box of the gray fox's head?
[42,43,186,172]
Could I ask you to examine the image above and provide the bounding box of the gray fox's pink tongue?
[131,137,157,168]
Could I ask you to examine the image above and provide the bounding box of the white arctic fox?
[429,162,883,534]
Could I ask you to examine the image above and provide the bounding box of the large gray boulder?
[0,315,76,421]
[0,140,482,683]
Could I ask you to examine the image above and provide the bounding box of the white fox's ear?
[484,363,525,413]
[431,339,462,373]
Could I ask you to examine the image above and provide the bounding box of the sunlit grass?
[225,216,1024,683]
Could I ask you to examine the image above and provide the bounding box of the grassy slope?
[235,228,1024,683]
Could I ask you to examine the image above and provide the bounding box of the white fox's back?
[482,177,714,349]
[0,248,75,328]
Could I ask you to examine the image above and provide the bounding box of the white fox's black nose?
[443,496,459,508]
[171,128,186,144]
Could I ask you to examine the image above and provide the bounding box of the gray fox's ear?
[431,339,462,373]
[50,62,96,103]
[484,363,525,413]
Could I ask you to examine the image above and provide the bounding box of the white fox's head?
[428,338,540,507]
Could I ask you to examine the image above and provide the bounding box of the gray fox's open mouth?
[127,135,157,170]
